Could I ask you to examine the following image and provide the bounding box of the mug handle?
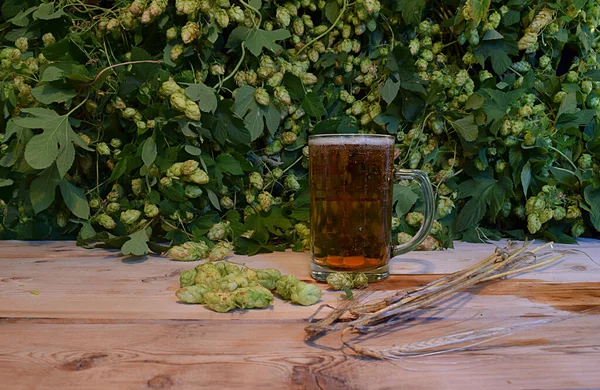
[393,169,435,256]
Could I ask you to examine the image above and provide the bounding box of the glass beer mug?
[308,134,435,282]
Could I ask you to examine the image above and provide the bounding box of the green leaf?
[4,119,23,143]
[478,89,524,131]
[262,105,280,136]
[121,230,149,257]
[380,77,401,105]
[229,27,291,57]
[216,154,243,175]
[554,29,568,43]
[401,79,427,94]
[482,29,503,41]
[290,208,309,222]
[456,197,487,232]
[2,0,25,19]
[162,41,178,67]
[457,171,513,227]
[325,0,341,24]
[556,110,596,129]
[233,86,278,140]
[225,210,247,237]
[234,237,262,255]
[31,84,77,105]
[246,28,291,56]
[393,184,419,216]
[184,145,202,156]
[14,108,89,175]
[14,108,60,124]
[450,115,478,142]
[217,102,251,145]
[0,179,14,188]
[78,222,97,241]
[129,47,160,82]
[206,188,222,211]
[147,242,171,254]
[282,74,305,100]
[505,229,525,240]
[576,25,592,53]
[39,63,92,83]
[59,179,90,219]
[557,92,577,117]
[549,166,578,187]
[463,0,492,23]
[56,139,75,178]
[489,176,513,217]
[160,183,186,202]
[542,223,578,244]
[189,212,220,235]
[458,174,496,200]
[584,185,600,232]
[396,0,426,25]
[312,118,341,134]
[7,6,36,27]
[521,161,531,197]
[142,137,157,167]
[40,66,66,82]
[475,37,518,75]
[302,93,326,117]
[400,91,425,121]
[32,3,66,20]
[245,207,292,237]
[243,109,264,141]
[585,69,600,81]
[572,0,587,11]
[316,54,340,69]
[185,83,218,113]
[29,165,60,214]
[233,85,257,117]
[465,94,485,110]
[109,156,130,183]
[42,38,87,63]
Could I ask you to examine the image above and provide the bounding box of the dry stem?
[305,241,567,358]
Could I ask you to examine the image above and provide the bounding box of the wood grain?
[1,240,600,389]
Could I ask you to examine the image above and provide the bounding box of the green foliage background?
[0,0,599,257]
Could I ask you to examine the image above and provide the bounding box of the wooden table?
[1,240,599,389]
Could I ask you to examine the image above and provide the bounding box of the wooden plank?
[1,318,599,390]
[390,239,600,280]
[2,239,599,279]
[1,240,600,389]
[2,250,599,320]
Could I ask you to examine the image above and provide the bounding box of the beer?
[309,135,395,281]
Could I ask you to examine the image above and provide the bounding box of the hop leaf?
[14,108,91,177]
[227,27,291,57]
[121,230,149,256]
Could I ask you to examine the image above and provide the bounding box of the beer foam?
[308,135,394,146]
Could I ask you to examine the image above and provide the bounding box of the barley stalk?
[305,241,567,359]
